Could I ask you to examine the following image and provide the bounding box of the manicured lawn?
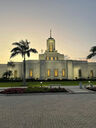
[0,81,96,87]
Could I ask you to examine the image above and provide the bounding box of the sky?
[0,0,96,63]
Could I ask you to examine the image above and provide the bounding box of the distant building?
[0,31,96,80]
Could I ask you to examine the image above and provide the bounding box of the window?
[90,70,93,77]
[29,70,32,77]
[55,57,57,60]
[51,57,53,60]
[14,70,17,78]
[48,69,50,77]
[54,69,58,77]
[62,69,65,77]
[47,57,49,60]
[78,69,82,77]
[49,44,53,52]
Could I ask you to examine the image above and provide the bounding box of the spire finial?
[50,29,52,38]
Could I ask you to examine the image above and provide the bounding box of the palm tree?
[10,40,38,86]
[87,46,96,59]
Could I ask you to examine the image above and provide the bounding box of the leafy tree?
[10,40,38,86]
[7,61,15,73]
[2,70,13,79]
[7,61,15,68]
[87,46,96,59]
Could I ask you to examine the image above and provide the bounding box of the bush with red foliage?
[87,87,96,91]
[1,88,26,94]
[0,87,68,94]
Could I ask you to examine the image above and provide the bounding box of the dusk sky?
[0,0,96,63]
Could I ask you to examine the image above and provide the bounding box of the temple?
[0,31,96,80]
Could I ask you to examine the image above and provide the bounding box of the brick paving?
[0,94,96,128]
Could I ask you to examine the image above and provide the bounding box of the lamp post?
[40,82,43,87]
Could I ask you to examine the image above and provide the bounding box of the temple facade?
[0,32,96,80]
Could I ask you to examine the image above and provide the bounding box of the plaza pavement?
[0,92,96,128]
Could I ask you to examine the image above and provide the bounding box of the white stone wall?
[39,51,64,61]
[26,60,40,79]
[10,62,22,78]
[0,64,7,78]
[88,62,96,78]
[72,61,88,79]
[1,59,96,80]
[39,60,67,80]
[67,60,74,79]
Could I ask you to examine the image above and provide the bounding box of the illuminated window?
[90,70,93,77]
[29,70,32,77]
[49,44,53,52]
[62,69,65,77]
[54,69,58,77]
[48,69,50,77]
[55,57,57,60]
[47,57,49,60]
[14,70,17,78]
[51,57,53,60]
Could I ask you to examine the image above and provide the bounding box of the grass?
[0,80,96,87]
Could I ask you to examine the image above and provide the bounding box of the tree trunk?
[23,55,26,86]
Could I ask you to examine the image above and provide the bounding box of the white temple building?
[0,32,96,80]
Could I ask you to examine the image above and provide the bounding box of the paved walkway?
[64,86,94,94]
[0,94,96,128]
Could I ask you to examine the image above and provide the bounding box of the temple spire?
[50,29,52,38]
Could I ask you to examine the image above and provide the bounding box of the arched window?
[78,69,82,78]
[47,57,49,60]
[62,69,65,77]
[51,57,53,60]
[90,70,93,77]
[29,70,32,77]
[14,70,17,78]
[49,44,53,52]
[55,57,57,60]
[48,69,50,77]
[54,69,58,77]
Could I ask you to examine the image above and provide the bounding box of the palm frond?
[19,40,30,50]
[87,53,96,59]
[12,42,22,48]
[12,41,27,51]
[11,47,22,53]
[25,48,38,57]
[25,40,30,46]
[10,52,20,58]
[28,48,38,53]
[11,40,37,59]
[26,51,30,57]
[90,46,96,53]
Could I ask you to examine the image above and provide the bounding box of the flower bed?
[1,88,26,94]
[0,87,68,94]
[87,87,96,91]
